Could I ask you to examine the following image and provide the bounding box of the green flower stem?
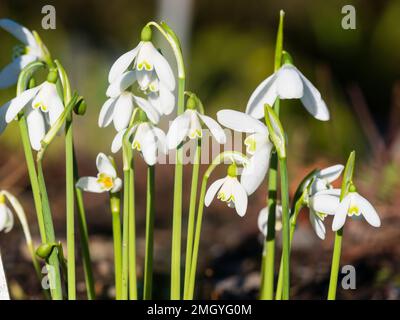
[73,149,95,300]
[110,192,123,300]
[279,157,290,300]
[37,160,63,299]
[183,139,201,299]
[143,165,155,300]
[121,164,130,300]
[128,160,137,300]
[259,10,284,300]
[328,151,355,300]
[276,200,303,300]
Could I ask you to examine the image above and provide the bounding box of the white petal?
[198,113,226,144]
[0,55,37,89]
[232,179,248,217]
[309,210,326,240]
[141,130,158,166]
[258,207,269,236]
[76,177,104,193]
[276,64,303,99]
[310,191,340,215]
[241,145,272,195]
[318,164,344,183]
[158,82,175,115]
[133,95,160,124]
[108,44,140,83]
[111,128,127,153]
[167,111,191,149]
[217,109,268,134]
[298,69,330,121]
[152,127,168,155]
[111,177,123,193]
[96,153,116,177]
[246,73,278,119]
[5,85,41,122]
[205,178,226,207]
[46,84,64,125]
[113,93,134,131]
[0,101,11,134]
[26,108,45,151]
[0,19,36,46]
[355,193,381,228]
[106,71,136,98]
[332,195,351,231]
[151,45,176,91]
[3,207,14,233]
[98,98,116,128]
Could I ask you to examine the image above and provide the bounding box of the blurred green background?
[1,0,400,299]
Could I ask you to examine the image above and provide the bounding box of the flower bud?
[74,97,87,116]
[36,243,57,260]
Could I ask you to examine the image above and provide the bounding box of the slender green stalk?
[121,165,130,300]
[279,157,290,300]
[37,160,63,299]
[143,165,155,299]
[128,160,137,300]
[183,139,201,299]
[110,192,122,300]
[328,229,343,299]
[259,10,284,300]
[73,150,95,300]
[171,77,185,299]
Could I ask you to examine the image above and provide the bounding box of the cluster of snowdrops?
[0,11,381,300]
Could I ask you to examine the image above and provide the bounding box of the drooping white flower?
[108,38,175,116]
[205,163,248,217]
[246,64,330,121]
[305,164,344,239]
[167,108,226,149]
[310,188,381,231]
[258,205,282,237]
[4,81,64,150]
[0,194,14,233]
[100,70,160,131]
[0,19,44,89]
[76,153,122,193]
[111,119,167,166]
[217,109,273,195]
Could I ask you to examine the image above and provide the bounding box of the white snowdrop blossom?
[100,70,161,131]
[111,119,167,166]
[205,164,248,217]
[217,109,273,195]
[0,19,44,89]
[167,108,226,149]
[305,164,344,239]
[4,80,64,150]
[108,36,175,116]
[258,205,282,237]
[246,63,330,121]
[76,153,122,193]
[310,188,381,231]
[0,194,13,233]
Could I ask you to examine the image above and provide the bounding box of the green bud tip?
[227,163,238,177]
[282,51,293,65]
[74,98,87,116]
[138,109,148,122]
[141,25,152,42]
[36,243,56,259]
[47,69,58,84]
[186,96,197,110]
[349,183,357,193]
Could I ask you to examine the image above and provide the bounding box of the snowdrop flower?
[0,193,13,233]
[111,112,167,166]
[4,72,63,150]
[108,26,175,116]
[205,163,248,217]
[217,109,273,195]
[258,205,282,237]
[310,186,381,231]
[0,19,44,89]
[167,102,226,149]
[246,63,329,121]
[76,153,122,193]
[100,70,160,131]
[305,164,344,239]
